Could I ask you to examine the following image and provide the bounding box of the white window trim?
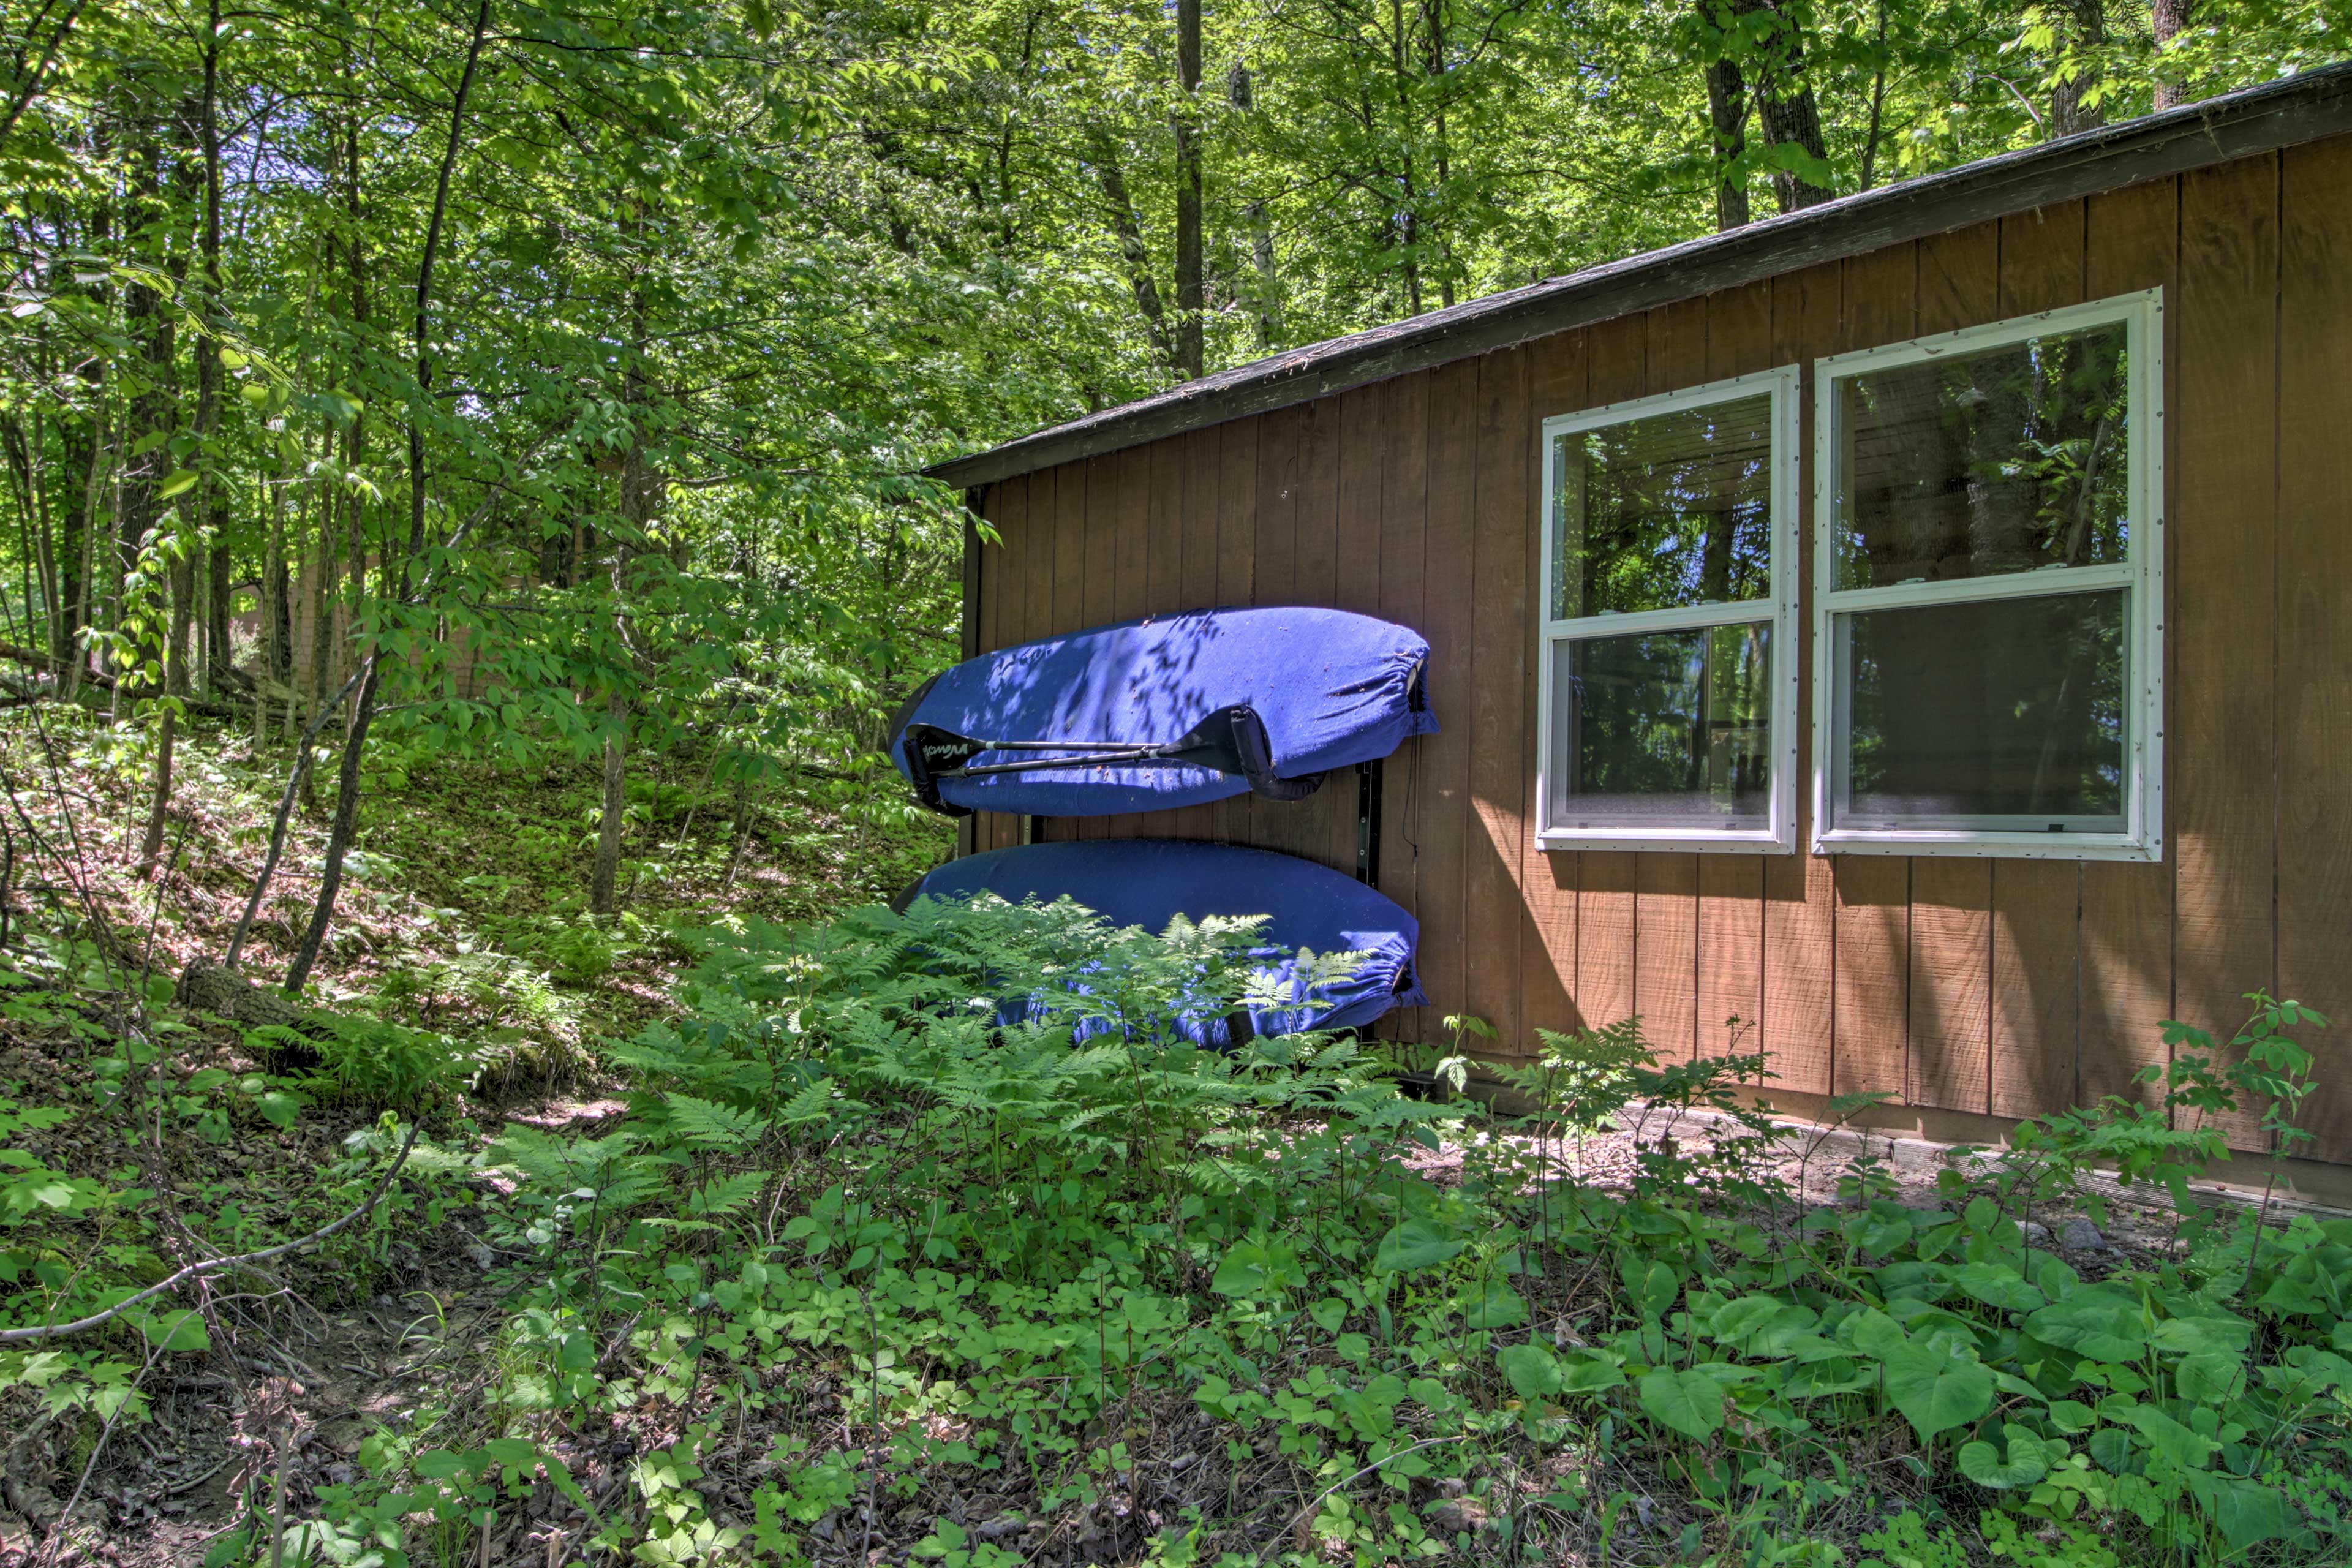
[1536,364,1802,854]
[1808,288,2166,862]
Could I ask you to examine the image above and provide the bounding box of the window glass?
[1550,392,1774,620]
[1547,624,1773,829]
[1836,590,2126,829]
[1831,322,2128,591]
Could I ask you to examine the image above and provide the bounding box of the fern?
[688,1170,772,1217]
[660,1092,770,1150]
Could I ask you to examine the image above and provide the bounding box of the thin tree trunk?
[1735,0,1835,212]
[2151,0,2192,109]
[2049,0,2106,138]
[263,465,287,682]
[1858,0,1888,191]
[1084,124,1176,370]
[137,705,175,874]
[591,685,627,914]
[1702,52,1752,230]
[286,0,492,993]
[1172,0,1204,380]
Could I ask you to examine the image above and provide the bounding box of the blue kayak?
[895,839,1427,1044]
[889,607,1437,818]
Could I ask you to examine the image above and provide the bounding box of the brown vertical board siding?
[1105,448,1153,841]
[1377,375,1431,1035]
[1415,356,1482,1034]
[1988,203,2091,1119]
[1075,456,1122,842]
[2175,156,2280,1152]
[1830,244,1917,1101]
[2080,178,2182,1107]
[1699,282,1773,1061]
[1252,409,1308,859]
[1335,383,1388,618]
[1763,263,1840,1096]
[1522,330,1587,1038]
[1211,421,1262,849]
[1905,222,2001,1114]
[1146,437,1187,616]
[1166,427,1225,844]
[1014,472,1055,850]
[1575,313,1647,1031]
[1635,299,1708,1060]
[1293,396,1359,876]
[1121,438,1193,843]
[1032,462,1090,845]
[2277,140,2352,1161]
[1466,347,1531,1052]
[971,478,1011,851]
[1254,407,1302,609]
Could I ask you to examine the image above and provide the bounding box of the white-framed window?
[1811,289,2164,861]
[1535,366,1801,853]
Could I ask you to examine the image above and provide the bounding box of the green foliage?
[245,891,2345,1566]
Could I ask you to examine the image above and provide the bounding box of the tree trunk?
[1734,0,1834,212]
[263,464,287,682]
[1702,52,1752,230]
[1084,124,1175,369]
[1172,0,1204,380]
[2151,0,2192,110]
[285,0,492,992]
[591,685,627,916]
[2049,0,2106,138]
[137,704,175,874]
[282,652,378,993]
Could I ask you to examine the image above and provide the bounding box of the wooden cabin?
[929,65,2352,1172]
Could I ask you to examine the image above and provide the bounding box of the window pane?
[1832,321,2130,590]
[1547,624,1773,830]
[1550,392,1774,620]
[1837,590,2127,829]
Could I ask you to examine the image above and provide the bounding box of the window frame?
[1534,364,1803,855]
[1808,288,2166,862]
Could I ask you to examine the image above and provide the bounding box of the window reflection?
[1551,393,1774,621]
[1548,624,1773,829]
[1834,323,2129,590]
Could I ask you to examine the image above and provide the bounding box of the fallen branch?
[0,1120,421,1344]
[0,641,247,720]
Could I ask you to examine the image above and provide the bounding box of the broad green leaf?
[157,470,199,499]
[2116,1400,2218,1468]
[1212,1240,1276,1297]
[1950,1261,2046,1313]
[1636,1368,1725,1440]
[1557,1355,1627,1393]
[2026,1288,2146,1363]
[1463,1278,1526,1329]
[1499,1342,1560,1400]
[2175,1352,2244,1403]
[1879,1340,1995,1442]
[1373,1218,1465,1275]
[1958,1427,2052,1490]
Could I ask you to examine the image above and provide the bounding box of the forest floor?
[0,708,2334,1568]
[0,706,951,1565]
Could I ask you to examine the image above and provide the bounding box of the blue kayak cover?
[895,839,1427,1043]
[889,607,1437,817]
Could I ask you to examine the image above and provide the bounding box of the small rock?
[2021,1221,2053,1245]
[465,1242,497,1270]
[1429,1499,1490,1534]
[974,1516,1024,1541]
[2060,1219,2108,1253]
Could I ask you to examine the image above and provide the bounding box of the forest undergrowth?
[0,713,2346,1568]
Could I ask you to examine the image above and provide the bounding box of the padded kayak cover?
[890,607,1436,817]
[898,839,1427,1044]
